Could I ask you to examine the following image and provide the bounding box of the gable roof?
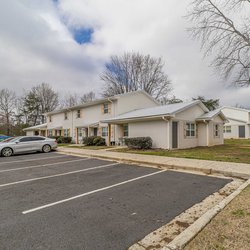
[46,90,159,116]
[221,106,250,113]
[102,100,208,123]
[196,108,227,121]
[23,123,47,131]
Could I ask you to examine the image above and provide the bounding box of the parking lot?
[0,152,230,250]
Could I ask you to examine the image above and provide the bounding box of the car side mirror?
[15,141,19,144]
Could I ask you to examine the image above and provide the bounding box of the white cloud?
[0,0,249,106]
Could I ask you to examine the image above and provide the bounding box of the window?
[64,129,68,137]
[123,124,128,137]
[76,110,81,118]
[186,122,196,137]
[102,127,108,137]
[77,128,83,137]
[103,103,109,114]
[64,112,68,120]
[19,137,33,142]
[48,116,52,122]
[214,124,220,137]
[32,137,45,141]
[223,125,231,133]
[48,130,53,137]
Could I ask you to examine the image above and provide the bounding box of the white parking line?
[22,169,167,214]
[0,154,68,165]
[0,162,118,188]
[0,158,90,173]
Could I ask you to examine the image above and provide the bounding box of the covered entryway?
[239,126,245,138]
[76,127,88,144]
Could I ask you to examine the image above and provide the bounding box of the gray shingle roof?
[103,100,207,122]
[23,123,47,131]
[196,108,227,121]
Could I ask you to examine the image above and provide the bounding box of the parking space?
[0,152,231,250]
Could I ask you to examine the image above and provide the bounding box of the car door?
[14,137,35,153]
[31,137,46,151]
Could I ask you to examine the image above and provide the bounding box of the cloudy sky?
[0,0,249,106]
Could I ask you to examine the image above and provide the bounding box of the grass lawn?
[184,185,250,250]
[113,139,250,164]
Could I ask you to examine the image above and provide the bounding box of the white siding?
[129,120,169,149]
[25,131,34,136]
[222,107,250,139]
[176,104,205,121]
[222,107,249,122]
[178,120,199,149]
[116,92,158,114]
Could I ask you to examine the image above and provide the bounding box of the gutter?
[102,114,175,124]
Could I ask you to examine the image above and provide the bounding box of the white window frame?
[48,130,53,137]
[214,124,220,137]
[223,125,231,133]
[76,110,81,119]
[186,122,196,138]
[103,103,109,114]
[123,124,129,137]
[64,129,68,137]
[102,127,108,137]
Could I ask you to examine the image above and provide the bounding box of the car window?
[19,137,34,142]
[32,137,45,141]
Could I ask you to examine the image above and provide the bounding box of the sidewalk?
[57,147,250,179]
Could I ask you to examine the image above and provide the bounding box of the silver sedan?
[0,136,58,157]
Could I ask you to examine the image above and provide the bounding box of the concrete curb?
[162,178,250,250]
[57,148,250,179]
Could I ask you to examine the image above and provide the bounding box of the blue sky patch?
[72,28,93,44]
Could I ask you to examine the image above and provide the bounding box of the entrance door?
[172,122,178,149]
[94,128,98,136]
[239,126,245,138]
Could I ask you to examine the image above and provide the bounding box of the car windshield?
[1,137,20,143]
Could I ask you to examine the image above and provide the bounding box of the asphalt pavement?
[0,152,230,250]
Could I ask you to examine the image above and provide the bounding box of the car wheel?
[1,147,13,157]
[42,144,51,153]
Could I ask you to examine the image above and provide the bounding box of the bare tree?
[23,83,59,125]
[60,93,80,108]
[100,52,172,100]
[187,0,250,86]
[80,91,96,103]
[0,89,16,135]
[35,83,59,123]
[160,95,183,105]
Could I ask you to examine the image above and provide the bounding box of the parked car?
[0,136,58,157]
[0,135,10,142]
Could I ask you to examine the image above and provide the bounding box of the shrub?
[50,136,72,144]
[124,137,152,149]
[82,136,95,146]
[93,136,106,146]
[62,136,72,144]
[82,136,106,146]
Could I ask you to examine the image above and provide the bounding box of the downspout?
[108,98,114,145]
[206,120,209,147]
[66,108,73,142]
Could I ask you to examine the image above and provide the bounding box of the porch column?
[76,128,78,144]
[107,124,111,146]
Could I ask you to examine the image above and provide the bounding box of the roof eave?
[102,114,174,124]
